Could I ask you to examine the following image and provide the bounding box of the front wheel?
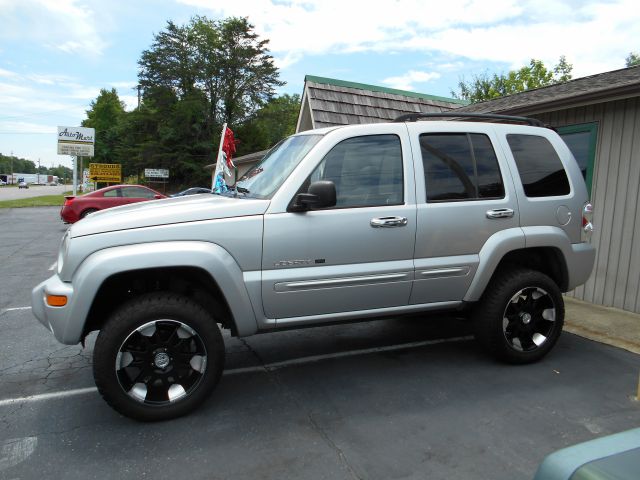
[473,268,564,364]
[93,293,224,421]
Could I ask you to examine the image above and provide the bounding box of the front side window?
[507,134,570,197]
[308,134,403,208]
[420,133,504,202]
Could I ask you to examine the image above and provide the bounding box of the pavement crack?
[304,410,364,480]
[237,338,269,373]
[235,338,362,480]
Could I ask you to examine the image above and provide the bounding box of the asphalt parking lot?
[1,207,639,479]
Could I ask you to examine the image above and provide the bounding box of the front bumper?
[31,274,78,344]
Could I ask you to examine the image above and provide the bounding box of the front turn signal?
[46,294,67,307]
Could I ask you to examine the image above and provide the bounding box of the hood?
[70,194,270,238]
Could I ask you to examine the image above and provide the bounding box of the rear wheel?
[473,268,564,364]
[80,208,98,219]
[93,292,224,421]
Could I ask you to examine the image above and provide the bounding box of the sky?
[0,0,638,169]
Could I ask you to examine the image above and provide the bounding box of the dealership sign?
[57,126,95,156]
[144,168,169,179]
[89,163,121,183]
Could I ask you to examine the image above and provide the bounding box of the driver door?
[261,132,417,320]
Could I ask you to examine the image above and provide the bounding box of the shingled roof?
[457,65,640,115]
[296,75,467,132]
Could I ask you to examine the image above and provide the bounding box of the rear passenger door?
[407,123,519,304]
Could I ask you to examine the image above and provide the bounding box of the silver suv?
[32,113,596,421]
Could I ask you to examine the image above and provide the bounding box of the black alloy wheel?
[93,293,224,421]
[116,319,208,405]
[473,268,564,364]
[502,287,557,352]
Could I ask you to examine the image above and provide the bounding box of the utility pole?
[137,85,141,109]
[37,158,41,185]
[10,151,13,185]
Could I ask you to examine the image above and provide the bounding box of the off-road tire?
[473,267,564,364]
[93,292,224,421]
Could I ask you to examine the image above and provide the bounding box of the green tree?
[453,56,573,103]
[236,94,300,155]
[0,153,36,174]
[216,17,284,125]
[82,88,126,163]
[626,52,640,67]
[84,15,284,188]
[139,21,198,98]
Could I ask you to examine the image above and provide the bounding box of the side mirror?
[291,181,336,211]
[154,194,163,199]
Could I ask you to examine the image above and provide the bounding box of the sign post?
[57,126,95,196]
[72,156,77,196]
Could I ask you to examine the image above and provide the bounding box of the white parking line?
[0,387,98,407]
[0,306,31,316]
[48,262,57,271]
[0,335,472,407]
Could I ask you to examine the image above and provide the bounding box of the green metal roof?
[304,75,468,105]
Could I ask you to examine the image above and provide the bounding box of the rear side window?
[420,133,504,202]
[507,134,570,197]
[122,187,156,198]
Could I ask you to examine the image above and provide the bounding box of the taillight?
[582,202,594,242]
[63,196,75,206]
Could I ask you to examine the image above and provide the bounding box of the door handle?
[370,216,408,228]
[486,208,514,219]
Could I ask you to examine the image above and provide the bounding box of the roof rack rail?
[393,112,545,127]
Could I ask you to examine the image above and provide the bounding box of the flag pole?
[212,123,227,191]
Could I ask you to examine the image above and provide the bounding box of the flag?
[221,127,238,176]
[212,124,239,193]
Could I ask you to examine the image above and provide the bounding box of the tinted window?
[309,135,403,208]
[507,134,570,197]
[420,133,504,202]
[122,187,156,198]
[471,134,505,199]
[103,189,119,198]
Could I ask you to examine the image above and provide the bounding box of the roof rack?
[393,112,545,127]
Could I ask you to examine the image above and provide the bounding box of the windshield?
[233,134,323,199]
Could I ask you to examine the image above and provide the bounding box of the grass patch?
[0,195,67,208]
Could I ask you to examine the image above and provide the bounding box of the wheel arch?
[464,227,571,302]
[63,241,258,345]
[82,265,236,342]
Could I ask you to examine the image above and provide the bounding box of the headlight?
[57,231,70,275]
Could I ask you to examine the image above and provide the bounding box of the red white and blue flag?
[212,124,239,192]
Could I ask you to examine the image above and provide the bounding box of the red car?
[61,185,166,223]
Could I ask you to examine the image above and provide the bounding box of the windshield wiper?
[235,186,250,195]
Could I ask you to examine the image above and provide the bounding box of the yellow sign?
[89,163,121,183]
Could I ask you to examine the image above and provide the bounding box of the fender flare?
[464,226,575,301]
[464,228,525,302]
[62,241,259,343]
